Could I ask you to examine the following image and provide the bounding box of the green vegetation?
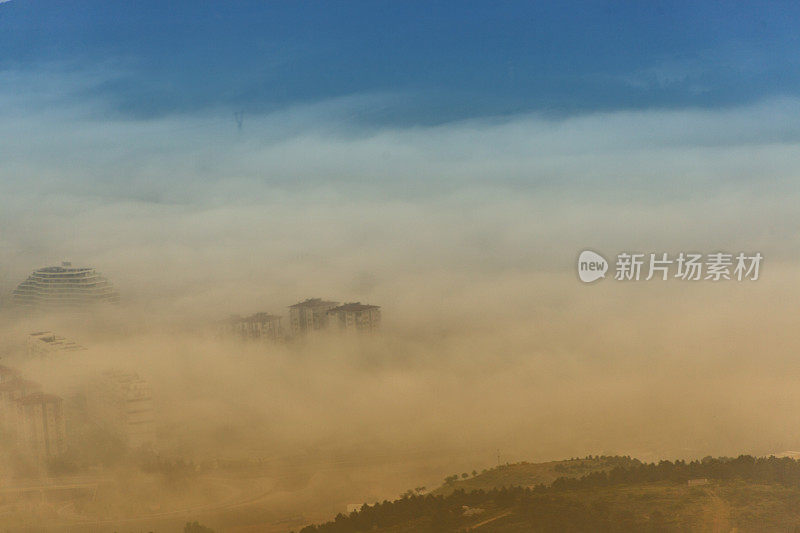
[436,455,640,496]
[297,455,800,532]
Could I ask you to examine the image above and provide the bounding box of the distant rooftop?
[28,331,86,351]
[0,364,19,375]
[289,298,339,308]
[38,261,93,273]
[229,312,282,323]
[16,392,63,405]
[328,302,380,313]
[103,369,142,379]
[0,378,42,392]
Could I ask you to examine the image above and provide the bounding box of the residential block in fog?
[289,298,339,336]
[90,371,155,449]
[327,302,381,333]
[0,374,66,460]
[0,377,42,430]
[27,331,86,357]
[12,261,119,309]
[0,364,19,383]
[225,312,283,341]
[16,392,66,459]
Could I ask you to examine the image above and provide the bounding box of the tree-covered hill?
[296,455,800,532]
[434,455,641,496]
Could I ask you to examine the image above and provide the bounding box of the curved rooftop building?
[12,262,119,308]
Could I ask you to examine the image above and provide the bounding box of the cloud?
[1,65,799,306]
[2,64,800,529]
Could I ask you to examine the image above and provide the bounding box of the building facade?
[27,331,86,357]
[0,369,68,461]
[90,371,155,449]
[289,298,339,337]
[0,364,19,384]
[326,302,381,333]
[12,262,119,308]
[15,393,66,459]
[0,378,42,431]
[224,312,283,341]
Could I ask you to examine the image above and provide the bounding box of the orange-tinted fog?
[1,91,799,530]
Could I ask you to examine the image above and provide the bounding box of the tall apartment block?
[90,371,155,448]
[0,370,66,460]
[0,377,42,430]
[12,262,119,308]
[16,393,66,459]
[225,312,283,341]
[0,364,19,384]
[289,298,339,336]
[327,302,381,333]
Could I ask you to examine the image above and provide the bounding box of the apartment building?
[326,302,381,333]
[12,261,119,308]
[16,392,66,459]
[288,298,339,336]
[225,312,283,341]
[90,371,155,448]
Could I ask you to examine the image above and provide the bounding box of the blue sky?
[1,1,799,290]
[2,1,800,123]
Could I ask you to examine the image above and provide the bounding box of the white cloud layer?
[1,67,799,307]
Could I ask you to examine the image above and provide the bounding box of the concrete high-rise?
[90,371,155,449]
[327,302,381,333]
[16,393,66,459]
[225,312,283,341]
[12,262,119,308]
[289,298,339,337]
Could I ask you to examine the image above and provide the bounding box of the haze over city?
[2,2,800,531]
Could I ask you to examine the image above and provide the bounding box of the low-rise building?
[27,331,86,357]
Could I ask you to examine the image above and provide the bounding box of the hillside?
[433,455,641,496]
[296,455,800,532]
